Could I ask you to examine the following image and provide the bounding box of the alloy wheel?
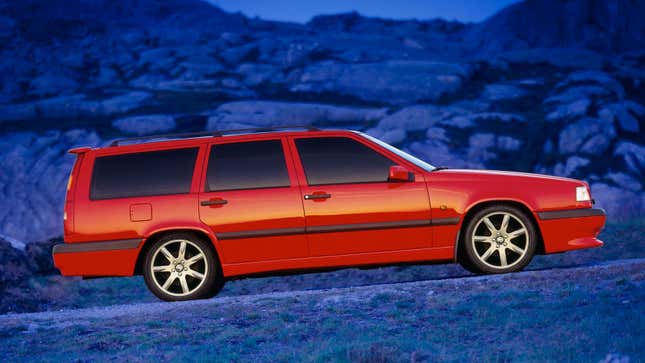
[471,212,529,269]
[149,239,208,297]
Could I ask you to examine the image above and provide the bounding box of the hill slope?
[0,259,642,361]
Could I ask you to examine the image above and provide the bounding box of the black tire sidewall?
[462,205,537,274]
[143,233,221,301]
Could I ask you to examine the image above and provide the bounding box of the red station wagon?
[53,127,606,301]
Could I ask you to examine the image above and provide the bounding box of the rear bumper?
[537,208,606,253]
[52,239,142,276]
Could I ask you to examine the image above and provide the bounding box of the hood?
[427,169,585,186]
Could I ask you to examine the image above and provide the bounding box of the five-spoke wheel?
[460,205,536,274]
[143,233,223,301]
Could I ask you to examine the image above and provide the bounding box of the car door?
[198,137,307,264]
[289,134,433,257]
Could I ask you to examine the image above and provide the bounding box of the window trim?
[203,138,293,193]
[89,146,200,201]
[292,135,400,187]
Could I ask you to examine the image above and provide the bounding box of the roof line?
[109,125,320,147]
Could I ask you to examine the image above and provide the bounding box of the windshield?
[357,132,436,172]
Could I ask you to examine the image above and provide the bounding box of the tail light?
[64,153,85,238]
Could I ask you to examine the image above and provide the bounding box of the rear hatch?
[64,147,91,240]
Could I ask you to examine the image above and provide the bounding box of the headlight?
[576,186,591,202]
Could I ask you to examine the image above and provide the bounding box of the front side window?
[206,140,290,191]
[295,137,395,185]
[91,148,198,200]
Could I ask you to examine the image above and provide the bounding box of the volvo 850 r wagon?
[53,127,606,301]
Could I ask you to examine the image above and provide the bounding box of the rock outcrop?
[0,0,643,244]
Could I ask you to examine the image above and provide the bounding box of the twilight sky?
[207,0,522,23]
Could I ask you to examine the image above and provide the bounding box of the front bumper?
[537,208,606,253]
[52,239,142,277]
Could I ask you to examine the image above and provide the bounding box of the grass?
[0,260,642,362]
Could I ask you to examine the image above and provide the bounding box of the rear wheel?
[460,205,537,274]
[143,233,223,301]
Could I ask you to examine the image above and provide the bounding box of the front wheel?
[143,233,223,301]
[460,205,537,274]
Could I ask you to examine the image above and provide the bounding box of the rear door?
[290,134,432,256]
[198,137,307,264]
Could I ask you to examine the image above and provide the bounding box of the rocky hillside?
[0,0,643,245]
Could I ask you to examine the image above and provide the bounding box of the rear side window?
[91,148,198,200]
[206,140,290,191]
[295,137,395,185]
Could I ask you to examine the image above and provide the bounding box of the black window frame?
[205,138,292,193]
[89,146,199,201]
[294,136,398,187]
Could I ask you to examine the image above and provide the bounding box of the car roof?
[76,127,359,155]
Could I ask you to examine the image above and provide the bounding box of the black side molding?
[216,218,460,240]
[430,217,461,226]
[537,208,606,221]
[216,227,306,240]
[53,239,142,254]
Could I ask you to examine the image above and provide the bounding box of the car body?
[53,128,606,300]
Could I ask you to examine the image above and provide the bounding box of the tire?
[459,205,537,274]
[143,232,224,301]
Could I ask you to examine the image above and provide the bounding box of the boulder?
[591,183,644,220]
[237,63,284,86]
[374,105,443,132]
[599,101,644,133]
[94,66,121,87]
[288,60,468,105]
[481,84,526,101]
[407,140,482,169]
[545,86,610,105]
[0,130,101,243]
[29,72,80,97]
[496,49,604,69]
[0,92,154,121]
[556,71,625,99]
[206,101,387,130]
[468,133,497,163]
[553,156,590,177]
[172,59,225,80]
[137,47,178,73]
[219,43,259,65]
[25,238,59,275]
[546,99,590,121]
[112,115,177,135]
[605,172,642,192]
[614,142,645,174]
[558,117,615,154]
[0,239,30,287]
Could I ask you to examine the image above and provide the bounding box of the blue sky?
[207,0,522,23]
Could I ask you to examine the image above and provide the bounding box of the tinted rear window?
[206,140,290,191]
[91,148,198,200]
[295,137,395,185]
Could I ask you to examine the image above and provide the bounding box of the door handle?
[200,199,228,206]
[304,193,331,200]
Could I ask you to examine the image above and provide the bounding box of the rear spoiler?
[68,147,92,154]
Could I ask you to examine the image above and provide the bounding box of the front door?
[198,137,307,264]
[290,135,432,257]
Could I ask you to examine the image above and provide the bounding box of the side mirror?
[388,165,413,182]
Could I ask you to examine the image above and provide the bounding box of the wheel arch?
[454,199,545,263]
[134,227,222,275]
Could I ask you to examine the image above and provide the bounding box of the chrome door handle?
[201,199,228,206]
[304,193,331,200]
